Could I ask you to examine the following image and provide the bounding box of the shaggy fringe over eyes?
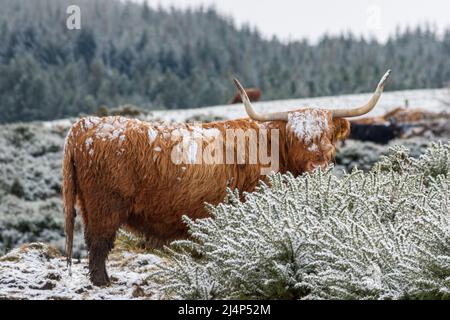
[333,118,351,141]
[152,141,450,300]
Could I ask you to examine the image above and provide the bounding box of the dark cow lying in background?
[350,106,450,144]
[349,123,402,144]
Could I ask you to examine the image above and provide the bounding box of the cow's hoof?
[90,273,110,287]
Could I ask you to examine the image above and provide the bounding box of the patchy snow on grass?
[0,243,168,300]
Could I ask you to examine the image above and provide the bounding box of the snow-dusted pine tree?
[152,142,450,300]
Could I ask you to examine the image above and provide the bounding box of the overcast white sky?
[129,0,449,42]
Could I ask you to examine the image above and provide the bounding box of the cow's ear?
[333,118,350,140]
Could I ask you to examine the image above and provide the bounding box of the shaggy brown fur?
[229,88,262,104]
[63,112,349,286]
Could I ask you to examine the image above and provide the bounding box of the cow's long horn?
[330,70,391,118]
[233,78,288,121]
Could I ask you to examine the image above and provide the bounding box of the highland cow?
[63,71,391,286]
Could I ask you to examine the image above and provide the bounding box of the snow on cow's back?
[65,116,229,165]
[67,116,132,158]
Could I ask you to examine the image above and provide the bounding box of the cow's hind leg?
[85,230,116,286]
[81,195,127,287]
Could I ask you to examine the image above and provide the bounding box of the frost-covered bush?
[0,122,87,257]
[335,140,386,172]
[0,194,86,257]
[335,137,432,173]
[375,142,450,180]
[0,123,64,201]
[154,141,450,300]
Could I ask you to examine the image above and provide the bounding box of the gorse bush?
[154,142,450,300]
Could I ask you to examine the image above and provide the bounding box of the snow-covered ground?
[0,243,168,300]
[147,88,449,123]
[40,88,449,128]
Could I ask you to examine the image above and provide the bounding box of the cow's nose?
[306,161,329,172]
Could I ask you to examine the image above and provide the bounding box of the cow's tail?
[62,130,77,274]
